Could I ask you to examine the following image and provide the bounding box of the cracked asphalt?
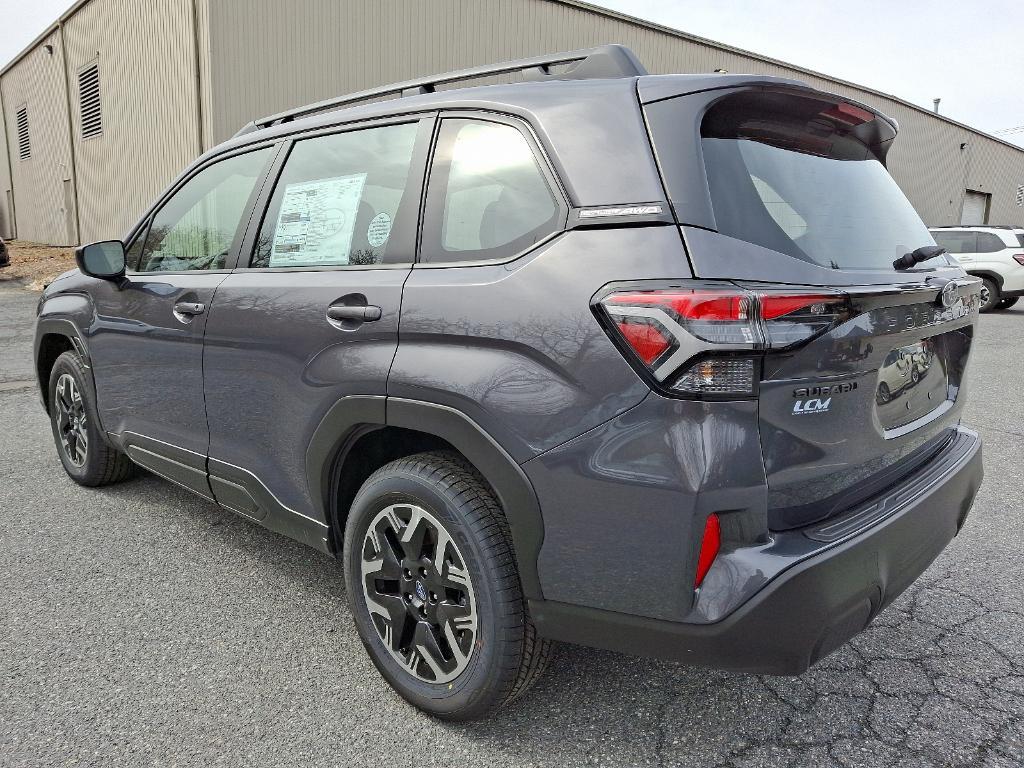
[1,280,1022,767]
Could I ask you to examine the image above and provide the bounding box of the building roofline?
[550,0,1024,155]
[2,0,1022,156]
[0,0,92,78]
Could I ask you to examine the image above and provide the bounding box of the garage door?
[961,190,990,225]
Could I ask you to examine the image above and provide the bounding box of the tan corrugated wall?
[62,0,201,243]
[0,31,78,245]
[205,0,1024,226]
[2,0,1022,245]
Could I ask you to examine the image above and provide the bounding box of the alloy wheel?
[979,283,991,308]
[360,503,478,684]
[54,374,88,467]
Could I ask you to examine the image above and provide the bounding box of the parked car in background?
[0,237,9,268]
[34,45,984,720]
[930,226,1024,311]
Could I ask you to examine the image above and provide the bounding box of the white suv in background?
[930,226,1024,312]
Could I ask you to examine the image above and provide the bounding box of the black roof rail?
[233,44,647,138]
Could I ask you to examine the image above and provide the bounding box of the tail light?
[599,282,849,398]
[1013,254,1024,266]
[694,513,721,588]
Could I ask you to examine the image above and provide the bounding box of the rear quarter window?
[976,232,1007,253]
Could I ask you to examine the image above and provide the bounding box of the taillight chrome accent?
[598,281,849,398]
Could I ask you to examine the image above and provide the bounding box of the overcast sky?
[1,0,1021,147]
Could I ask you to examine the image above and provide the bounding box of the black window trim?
[414,109,570,269]
[234,112,437,273]
[124,141,281,276]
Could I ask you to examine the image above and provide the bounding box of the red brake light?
[615,319,672,365]
[598,283,848,397]
[821,102,874,126]
[606,290,749,321]
[695,513,721,588]
[1013,254,1024,266]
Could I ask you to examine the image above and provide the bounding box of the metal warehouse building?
[2,0,1023,246]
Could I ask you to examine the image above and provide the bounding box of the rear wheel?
[995,297,1019,311]
[48,351,134,486]
[343,451,551,720]
[978,278,1000,313]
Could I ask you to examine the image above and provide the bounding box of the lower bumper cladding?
[532,427,982,674]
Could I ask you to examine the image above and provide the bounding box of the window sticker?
[270,174,366,266]
[367,212,392,248]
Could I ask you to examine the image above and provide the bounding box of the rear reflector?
[695,514,721,588]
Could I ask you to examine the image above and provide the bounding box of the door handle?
[326,305,382,322]
[173,301,205,316]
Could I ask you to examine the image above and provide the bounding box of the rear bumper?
[532,426,982,674]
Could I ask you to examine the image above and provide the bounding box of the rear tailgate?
[643,82,982,528]
[756,280,979,528]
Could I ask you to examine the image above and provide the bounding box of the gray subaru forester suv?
[34,46,983,720]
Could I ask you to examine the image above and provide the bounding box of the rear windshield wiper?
[893,246,947,270]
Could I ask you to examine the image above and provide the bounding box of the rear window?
[657,91,934,271]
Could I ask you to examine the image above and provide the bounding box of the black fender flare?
[33,316,92,410]
[305,395,545,600]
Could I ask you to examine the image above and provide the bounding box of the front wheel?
[343,451,551,720]
[48,351,134,486]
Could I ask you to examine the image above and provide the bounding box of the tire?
[343,451,551,720]
[877,382,891,404]
[995,297,1019,310]
[978,278,1000,313]
[48,350,134,486]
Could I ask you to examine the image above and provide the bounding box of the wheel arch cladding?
[967,270,1003,290]
[35,319,89,413]
[305,396,545,600]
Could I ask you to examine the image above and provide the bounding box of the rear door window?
[252,121,420,268]
[931,231,978,254]
[420,118,561,264]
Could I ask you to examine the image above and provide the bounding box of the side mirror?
[75,240,126,280]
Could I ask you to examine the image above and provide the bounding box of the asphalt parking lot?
[1,280,1022,768]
